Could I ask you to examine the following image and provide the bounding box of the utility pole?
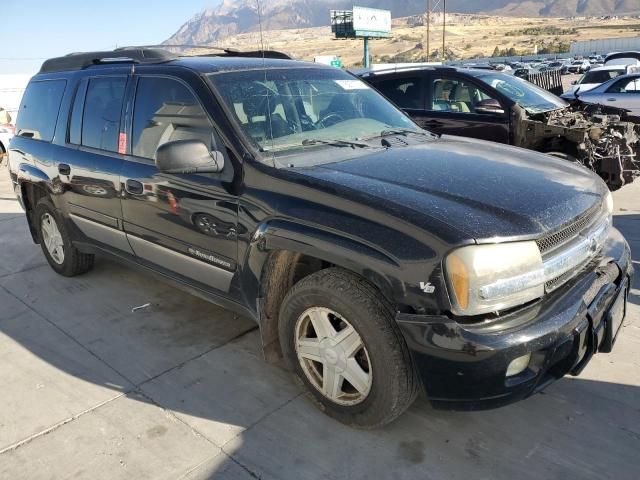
[426,0,431,61]
[442,0,446,61]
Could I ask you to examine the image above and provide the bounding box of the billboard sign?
[352,6,391,38]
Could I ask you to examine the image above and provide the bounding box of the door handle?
[58,163,71,175]
[607,98,617,102]
[125,179,144,195]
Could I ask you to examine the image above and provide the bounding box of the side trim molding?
[70,214,134,255]
[127,235,234,292]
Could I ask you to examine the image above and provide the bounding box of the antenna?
[254,0,275,161]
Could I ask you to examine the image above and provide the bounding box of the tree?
[492,46,501,57]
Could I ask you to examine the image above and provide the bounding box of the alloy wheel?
[41,213,65,265]
[295,307,372,406]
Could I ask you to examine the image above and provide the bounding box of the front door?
[119,74,238,294]
[423,74,510,144]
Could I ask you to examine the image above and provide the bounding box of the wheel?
[279,268,418,428]
[34,198,94,276]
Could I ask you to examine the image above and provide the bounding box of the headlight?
[445,242,544,316]
[605,191,613,216]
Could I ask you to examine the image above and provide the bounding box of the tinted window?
[16,80,66,142]
[430,78,498,114]
[82,77,126,152]
[580,70,623,84]
[374,76,423,109]
[132,77,214,159]
[68,80,87,145]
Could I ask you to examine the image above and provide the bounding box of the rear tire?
[279,268,418,428]
[34,198,94,277]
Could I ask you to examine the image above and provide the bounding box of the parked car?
[568,59,591,74]
[561,65,629,100]
[359,66,640,189]
[576,73,640,119]
[8,48,633,428]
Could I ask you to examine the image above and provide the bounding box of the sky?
[1,0,220,74]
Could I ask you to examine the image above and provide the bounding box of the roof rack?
[148,44,292,60]
[39,46,293,73]
[40,48,177,73]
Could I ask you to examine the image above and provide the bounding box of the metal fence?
[524,69,564,96]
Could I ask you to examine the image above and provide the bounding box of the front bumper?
[397,227,633,411]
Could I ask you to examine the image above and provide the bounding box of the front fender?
[242,219,402,311]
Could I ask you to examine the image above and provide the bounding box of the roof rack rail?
[39,47,177,73]
[121,44,293,60]
[39,45,293,73]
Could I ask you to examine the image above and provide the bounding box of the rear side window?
[81,77,126,152]
[374,76,423,110]
[132,77,214,159]
[16,80,66,142]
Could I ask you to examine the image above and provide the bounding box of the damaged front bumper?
[397,227,633,411]
[515,105,640,190]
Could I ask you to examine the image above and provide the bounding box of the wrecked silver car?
[359,67,640,190]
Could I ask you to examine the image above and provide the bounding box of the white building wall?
[0,74,33,124]
[570,37,640,56]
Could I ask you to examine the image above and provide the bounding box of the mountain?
[165,0,640,45]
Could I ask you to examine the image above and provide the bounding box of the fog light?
[506,353,531,377]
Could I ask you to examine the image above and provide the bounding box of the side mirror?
[475,98,505,115]
[156,140,224,174]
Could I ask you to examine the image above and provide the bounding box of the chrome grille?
[536,202,603,255]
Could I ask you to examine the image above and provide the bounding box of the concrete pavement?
[0,164,639,479]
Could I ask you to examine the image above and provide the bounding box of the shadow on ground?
[0,211,639,479]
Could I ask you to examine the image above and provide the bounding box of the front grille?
[536,202,603,255]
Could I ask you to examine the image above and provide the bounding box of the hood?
[297,136,606,243]
[562,83,599,99]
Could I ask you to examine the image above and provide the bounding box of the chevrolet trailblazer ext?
[7,48,632,428]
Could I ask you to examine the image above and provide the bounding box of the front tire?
[279,268,418,428]
[34,198,94,277]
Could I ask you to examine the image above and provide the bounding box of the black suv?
[7,48,632,428]
[358,66,640,190]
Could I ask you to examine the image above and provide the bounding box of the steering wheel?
[316,112,345,128]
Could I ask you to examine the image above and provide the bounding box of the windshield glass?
[580,69,624,84]
[209,68,418,153]
[474,72,567,114]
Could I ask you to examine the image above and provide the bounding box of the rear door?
[423,73,510,144]
[119,72,239,294]
[59,73,133,254]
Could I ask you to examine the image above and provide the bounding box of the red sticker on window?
[118,132,127,154]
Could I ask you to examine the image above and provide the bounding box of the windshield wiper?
[301,138,371,149]
[379,128,436,139]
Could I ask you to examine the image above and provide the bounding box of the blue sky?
[1,0,220,74]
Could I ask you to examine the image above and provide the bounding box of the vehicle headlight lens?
[605,191,613,216]
[445,242,544,316]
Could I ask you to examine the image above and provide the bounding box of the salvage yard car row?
[5,46,634,428]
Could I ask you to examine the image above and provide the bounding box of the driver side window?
[132,77,220,160]
[430,78,497,114]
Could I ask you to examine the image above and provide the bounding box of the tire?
[279,267,418,428]
[34,198,94,277]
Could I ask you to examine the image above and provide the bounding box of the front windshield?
[209,68,418,153]
[580,69,623,84]
[474,72,567,114]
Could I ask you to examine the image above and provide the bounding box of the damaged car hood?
[297,136,607,242]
